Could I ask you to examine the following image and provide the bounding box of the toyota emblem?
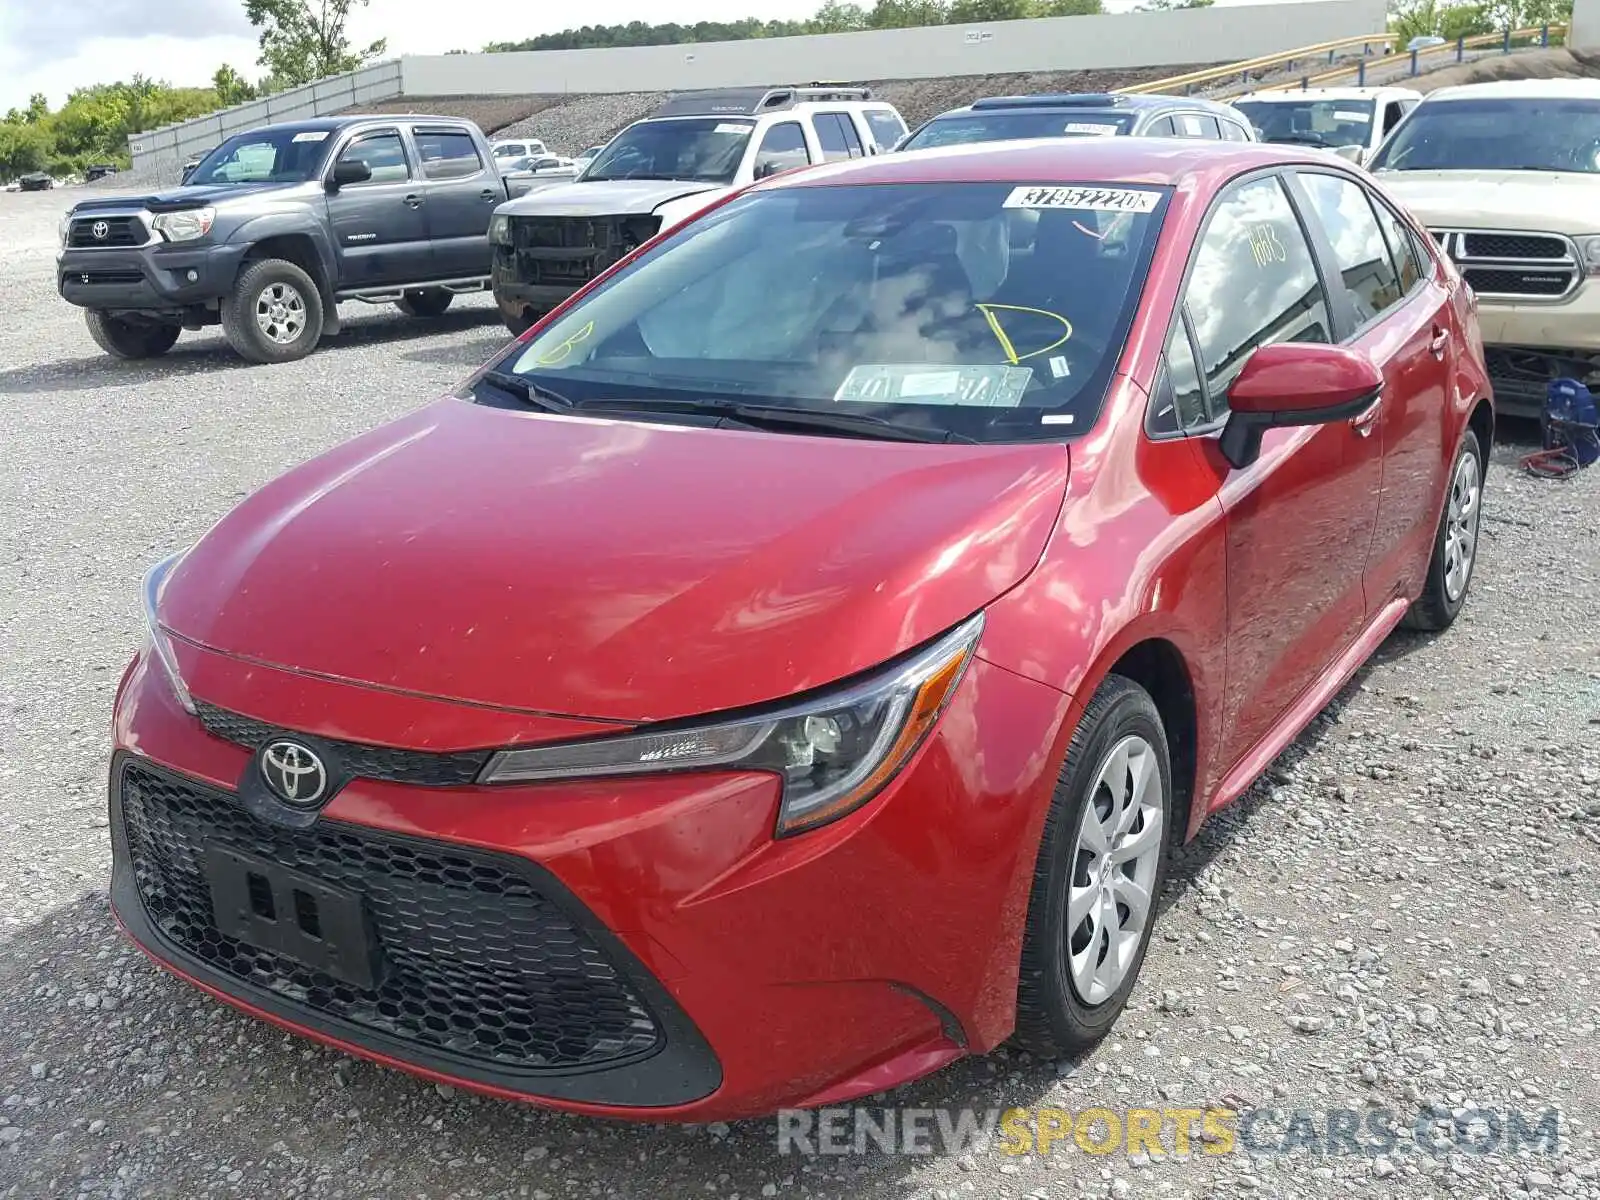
[91,220,110,240]
[259,740,328,807]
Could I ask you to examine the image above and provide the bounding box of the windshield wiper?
[1272,133,1333,147]
[477,370,574,413]
[576,396,975,443]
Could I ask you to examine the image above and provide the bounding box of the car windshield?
[186,128,335,185]
[582,118,755,183]
[901,110,1135,150]
[1369,96,1600,172]
[488,180,1169,443]
[1233,99,1375,149]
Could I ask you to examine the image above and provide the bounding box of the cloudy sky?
[0,0,1269,112]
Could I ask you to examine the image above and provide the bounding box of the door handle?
[1429,325,1450,358]
[403,194,422,209]
[480,189,498,203]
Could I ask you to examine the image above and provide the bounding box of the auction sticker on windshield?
[1003,186,1161,213]
[834,364,1033,407]
[1064,123,1120,136]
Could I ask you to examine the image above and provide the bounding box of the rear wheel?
[1014,675,1172,1057]
[221,258,324,364]
[85,310,180,360]
[1403,428,1484,632]
[395,288,453,318]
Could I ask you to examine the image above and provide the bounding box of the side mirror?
[326,159,372,191]
[754,160,781,180]
[1332,144,1365,165]
[1218,342,1384,469]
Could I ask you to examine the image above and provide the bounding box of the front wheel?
[1013,675,1172,1057]
[1403,428,1484,633]
[221,258,324,364]
[85,311,181,360]
[395,288,453,318]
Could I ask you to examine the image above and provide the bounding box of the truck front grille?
[1428,227,1579,301]
[68,214,149,248]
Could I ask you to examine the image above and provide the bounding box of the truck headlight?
[151,207,215,243]
[1578,235,1600,275]
[141,550,196,714]
[479,614,983,836]
[489,213,513,245]
[59,212,73,245]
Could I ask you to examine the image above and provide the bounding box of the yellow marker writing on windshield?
[534,320,595,366]
[976,304,1074,366]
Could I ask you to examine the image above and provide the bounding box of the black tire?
[1013,675,1173,1058]
[395,288,453,318]
[84,310,181,360]
[1402,428,1484,633]
[221,258,324,364]
[501,306,535,337]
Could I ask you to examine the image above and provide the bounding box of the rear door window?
[814,113,866,161]
[1144,116,1177,137]
[414,128,484,180]
[1176,113,1222,139]
[1220,119,1252,142]
[864,108,907,151]
[1296,171,1404,326]
[753,121,811,176]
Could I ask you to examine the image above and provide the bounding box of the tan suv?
[1370,78,1600,417]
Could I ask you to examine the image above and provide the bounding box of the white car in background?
[492,138,549,163]
[1232,86,1422,166]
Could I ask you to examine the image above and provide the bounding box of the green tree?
[213,64,259,106]
[812,0,871,30]
[243,0,387,88]
[1041,0,1104,13]
[1137,0,1213,9]
[947,0,1039,20]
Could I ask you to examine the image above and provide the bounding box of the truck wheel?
[85,311,181,360]
[396,288,453,318]
[221,258,324,364]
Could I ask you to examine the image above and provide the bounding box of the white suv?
[488,85,909,333]
[1232,86,1422,166]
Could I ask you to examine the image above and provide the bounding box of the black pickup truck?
[57,115,511,364]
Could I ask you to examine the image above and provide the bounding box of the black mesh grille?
[194,700,491,787]
[118,761,663,1072]
[1460,232,1569,260]
[509,215,660,286]
[1462,267,1574,297]
[68,270,144,285]
[68,215,147,247]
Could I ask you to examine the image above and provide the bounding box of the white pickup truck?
[1232,85,1422,166]
[486,85,908,334]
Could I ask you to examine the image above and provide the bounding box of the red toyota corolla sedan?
[111,138,1491,1121]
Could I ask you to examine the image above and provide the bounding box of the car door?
[1292,169,1455,606]
[813,112,867,162]
[751,120,812,180]
[323,127,431,288]
[1167,171,1383,772]
[409,124,502,280]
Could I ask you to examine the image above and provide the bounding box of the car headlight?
[490,213,512,245]
[480,613,984,836]
[142,550,196,714]
[151,207,215,243]
[1578,235,1600,275]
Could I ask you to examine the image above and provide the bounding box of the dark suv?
[57,115,512,364]
[898,93,1256,151]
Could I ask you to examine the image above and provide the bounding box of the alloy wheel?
[1066,735,1164,1006]
[255,282,306,345]
[1442,450,1481,603]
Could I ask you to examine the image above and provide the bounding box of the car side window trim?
[1142,166,1338,440]
[410,125,487,182]
[334,128,413,186]
[1146,305,1217,441]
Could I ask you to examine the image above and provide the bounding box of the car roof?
[1234,86,1421,102]
[238,115,475,137]
[765,136,1326,190]
[1425,77,1600,101]
[932,92,1242,120]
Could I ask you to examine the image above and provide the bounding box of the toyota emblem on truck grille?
[91,220,109,240]
[259,740,328,807]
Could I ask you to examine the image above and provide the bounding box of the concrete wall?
[402,0,1387,95]
[129,62,403,175]
[1573,0,1600,52]
[130,0,1386,174]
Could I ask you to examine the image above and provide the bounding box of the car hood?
[71,182,308,213]
[160,399,1070,725]
[1374,169,1600,236]
[496,178,726,218]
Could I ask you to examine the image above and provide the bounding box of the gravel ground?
[2,184,1598,1200]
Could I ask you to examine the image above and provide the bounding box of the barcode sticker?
[292,131,329,143]
[1064,122,1120,136]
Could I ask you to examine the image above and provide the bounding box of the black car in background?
[19,172,54,191]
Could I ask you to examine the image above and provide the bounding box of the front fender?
[222,213,338,291]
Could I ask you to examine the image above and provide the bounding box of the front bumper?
[58,242,247,315]
[108,641,1071,1120]
[1474,282,1600,419]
